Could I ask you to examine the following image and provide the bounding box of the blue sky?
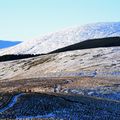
[0,0,120,41]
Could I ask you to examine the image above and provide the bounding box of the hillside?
[0,46,120,80]
[50,37,120,53]
[0,37,120,62]
[0,22,120,55]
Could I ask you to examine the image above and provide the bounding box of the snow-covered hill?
[0,46,120,80]
[0,22,120,55]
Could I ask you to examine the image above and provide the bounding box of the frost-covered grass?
[0,92,120,119]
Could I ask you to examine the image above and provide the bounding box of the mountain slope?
[0,46,120,101]
[0,46,120,80]
[49,37,120,53]
[0,40,21,49]
[0,22,120,55]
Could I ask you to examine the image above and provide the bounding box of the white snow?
[0,22,120,55]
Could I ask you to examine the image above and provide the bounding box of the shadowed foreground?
[0,92,120,119]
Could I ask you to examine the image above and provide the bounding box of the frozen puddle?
[0,93,24,113]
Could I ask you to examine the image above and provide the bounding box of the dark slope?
[1,37,120,62]
[0,40,21,49]
[0,54,40,62]
[49,37,120,54]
